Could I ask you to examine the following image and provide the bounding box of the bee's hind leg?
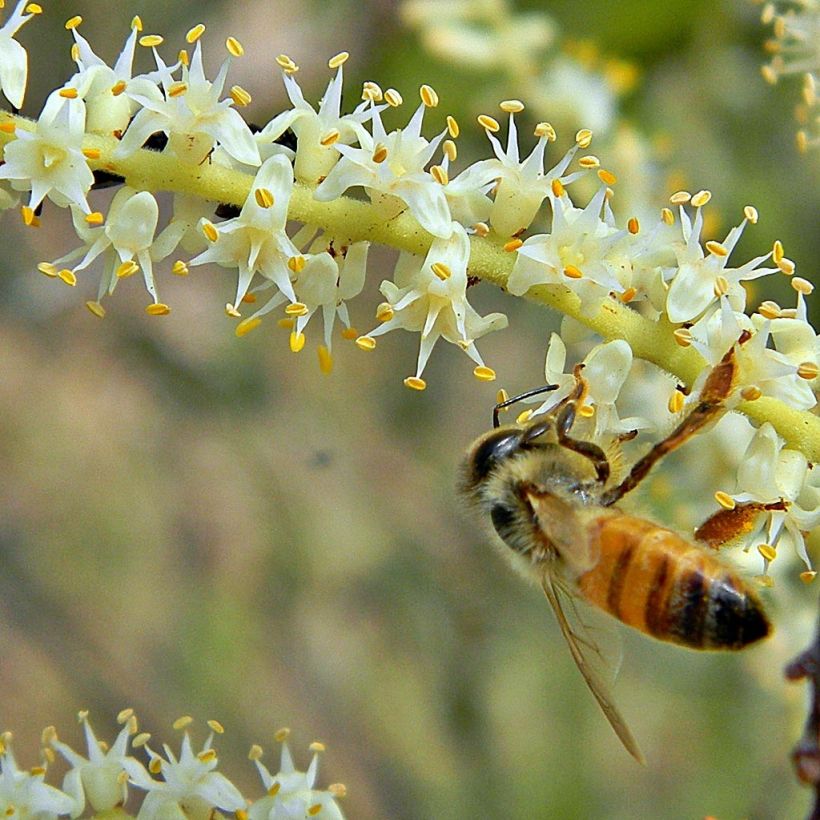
[695,500,788,549]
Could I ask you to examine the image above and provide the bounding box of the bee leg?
[555,399,611,484]
[599,335,744,506]
[695,500,788,549]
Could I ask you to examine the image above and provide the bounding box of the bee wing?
[541,571,645,765]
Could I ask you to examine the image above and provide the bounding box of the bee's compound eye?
[469,429,522,483]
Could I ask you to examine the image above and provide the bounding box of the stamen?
[225,37,244,57]
[59,269,77,286]
[145,304,170,316]
[431,262,451,280]
[309,741,326,753]
[744,205,759,223]
[691,189,711,207]
[627,217,639,234]
[25,3,43,13]
[274,728,291,743]
[620,287,637,303]
[287,255,306,273]
[111,80,127,96]
[371,143,388,163]
[661,208,674,225]
[801,571,817,584]
[499,99,524,113]
[516,410,532,425]
[131,15,143,31]
[477,114,500,132]
[71,43,80,62]
[248,745,263,760]
[473,222,490,237]
[64,15,82,30]
[328,784,347,798]
[403,376,427,391]
[446,115,459,138]
[318,345,333,374]
[534,122,556,141]
[172,260,189,276]
[575,128,593,148]
[578,404,595,418]
[328,51,349,69]
[375,303,393,322]
[139,35,164,48]
[117,708,135,724]
[772,239,784,264]
[757,300,781,319]
[277,318,293,329]
[597,169,617,185]
[276,54,299,74]
[430,165,448,185]
[551,179,564,197]
[792,277,813,295]
[225,304,241,318]
[178,50,189,67]
[341,327,359,340]
[384,88,402,107]
[355,336,376,351]
[503,238,523,252]
[186,24,205,43]
[242,293,256,303]
[420,84,439,107]
[37,262,57,277]
[667,390,685,414]
[202,220,219,242]
[673,327,693,347]
[669,190,691,205]
[82,148,101,160]
[230,85,251,107]
[198,749,217,763]
[236,318,262,337]
[758,544,777,562]
[59,88,79,99]
[361,81,382,102]
[307,805,322,816]
[776,257,795,275]
[740,385,763,401]
[706,240,728,257]
[0,122,15,134]
[148,758,162,775]
[714,491,735,510]
[268,783,281,797]
[116,260,139,278]
[473,366,496,382]
[713,275,729,297]
[254,188,274,208]
[563,265,583,279]
[578,155,600,168]
[443,140,457,161]
[168,81,187,98]
[797,362,819,380]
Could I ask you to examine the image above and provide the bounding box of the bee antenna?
[493,383,560,428]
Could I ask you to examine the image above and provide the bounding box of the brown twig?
[786,603,820,819]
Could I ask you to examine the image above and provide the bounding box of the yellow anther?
[691,189,712,207]
[139,35,164,48]
[318,345,333,374]
[168,81,187,98]
[578,404,595,418]
[578,155,600,169]
[172,260,189,276]
[111,79,127,96]
[430,261,451,280]
[236,810,248,820]
[186,24,206,43]
[575,128,593,148]
[226,37,244,57]
[85,300,106,318]
[268,783,282,797]
[792,277,814,295]
[307,805,322,816]
[289,331,305,352]
[116,260,139,278]
[355,335,376,351]
[309,741,326,753]
[317,128,340,147]
[173,716,193,731]
[64,15,82,30]
[37,262,57,277]
[146,303,170,316]
[666,390,685,414]
[328,51,349,69]
[798,362,819,380]
[772,239,784,263]
[277,318,294,329]
[361,81,382,102]
[705,240,728,257]
[403,376,427,391]
[58,269,77,286]
[84,212,104,226]
[82,148,101,160]
[248,744,263,760]
[285,302,309,317]
[757,300,781,319]
[371,143,388,163]
[430,165,448,185]
[597,169,617,185]
[713,275,729,297]
[514,409,532,425]
[443,139,457,162]
[178,49,189,67]
[30,766,45,776]
[275,54,298,72]
[328,783,347,798]
[25,3,42,13]
[420,84,439,107]
[743,205,759,224]
[43,747,56,764]
[627,217,639,234]
[230,85,251,107]
[0,121,15,134]
[197,748,217,764]
[669,190,691,205]
[446,115,459,138]
[534,122,556,141]
[758,543,777,563]
[235,317,262,337]
[740,385,763,401]
[59,88,79,99]
[503,238,523,252]
[254,187,274,208]
[714,491,736,510]
[225,303,241,318]
[148,758,162,775]
[376,302,394,322]
[620,287,637,303]
[274,728,291,743]
[70,43,80,61]
[341,326,359,340]
[496,388,510,405]
[384,88,402,107]
[116,708,135,725]
[473,365,496,382]
[473,222,490,237]
[551,178,564,197]
[202,221,219,242]
[673,327,693,347]
[477,114,500,132]
[287,255,306,273]
[777,256,795,275]
[499,99,524,113]
[41,725,57,745]
[563,265,583,279]
[801,571,817,584]
[661,207,674,225]
[130,15,143,31]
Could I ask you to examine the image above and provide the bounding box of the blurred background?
[1,0,818,817]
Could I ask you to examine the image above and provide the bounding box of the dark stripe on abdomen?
[605,543,635,618]
[644,555,670,636]
[704,575,771,649]
[667,568,708,647]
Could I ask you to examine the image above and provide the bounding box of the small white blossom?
[248,740,343,820]
[0,0,38,109]
[524,332,578,416]
[0,743,76,820]
[122,731,245,820]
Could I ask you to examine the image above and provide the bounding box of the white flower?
[51,712,134,814]
[0,743,76,820]
[123,731,245,820]
[0,92,93,212]
[248,740,343,820]
[117,41,260,166]
[258,59,376,183]
[766,286,819,391]
[523,333,578,416]
[360,223,507,384]
[315,98,452,238]
[0,0,39,109]
[688,296,751,365]
[188,154,300,307]
[665,206,775,324]
[508,185,627,309]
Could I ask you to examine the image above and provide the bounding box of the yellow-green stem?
[1,112,818,460]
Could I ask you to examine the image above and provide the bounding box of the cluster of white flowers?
[0,713,345,819]
[0,3,816,577]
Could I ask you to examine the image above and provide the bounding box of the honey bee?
[461,340,771,763]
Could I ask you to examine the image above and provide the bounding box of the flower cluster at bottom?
[0,712,345,820]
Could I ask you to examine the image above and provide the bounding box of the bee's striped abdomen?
[577,514,770,650]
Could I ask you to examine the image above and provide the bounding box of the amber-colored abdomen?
[577,515,770,649]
